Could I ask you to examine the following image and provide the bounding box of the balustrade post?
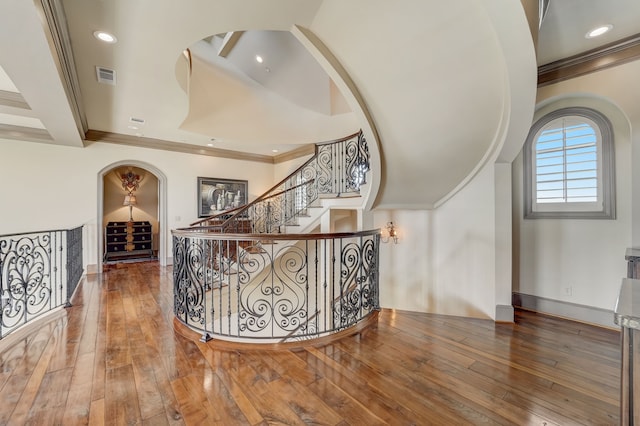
[616,248,640,425]
[0,227,82,341]
[615,277,640,425]
[171,230,380,343]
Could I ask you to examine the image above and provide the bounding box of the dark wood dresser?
[104,221,153,261]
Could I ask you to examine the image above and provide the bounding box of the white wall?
[374,163,500,320]
[273,153,313,183]
[433,163,498,319]
[0,139,274,271]
[512,94,632,316]
[374,209,434,313]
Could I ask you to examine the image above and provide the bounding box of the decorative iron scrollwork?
[209,131,369,237]
[172,230,380,342]
[1,234,51,331]
[174,131,377,342]
[0,228,82,340]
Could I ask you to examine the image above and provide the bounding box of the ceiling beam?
[217,31,244,58]
[0,0,84,147]
[37,0,88,138]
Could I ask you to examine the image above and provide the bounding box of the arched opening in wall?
[103,165,158,264]
[97,161,168,272]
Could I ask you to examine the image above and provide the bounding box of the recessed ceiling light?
[256,55,263,63]
[586,24,613,39]
[272,149,279,153]
[207,143,214,147]
[93,31,117,44]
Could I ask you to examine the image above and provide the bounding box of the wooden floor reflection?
[0,261,621,425]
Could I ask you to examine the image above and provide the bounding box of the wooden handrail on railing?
[0,226,84,340]
[171,229,381,343]
[189,204,246,227]
[258,179,315,203]
[173,131,374,344]
[191,179,316,228]
[246,130,361,207]
[187,130,368,236]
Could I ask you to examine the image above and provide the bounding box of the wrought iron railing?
[0,226,84,339]
[172,229,380,343]
[192,130,369,234]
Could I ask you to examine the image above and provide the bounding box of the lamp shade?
[123,195,137,206]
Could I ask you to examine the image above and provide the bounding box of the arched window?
[523,107,615,219]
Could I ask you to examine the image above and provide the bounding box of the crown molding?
[0,123,52,143]
[273,144,315,163]
[538,33,640,86]
[33,1,319,165]
[85,130,315,164]
[85,129,279,163]
[0,90,30,110]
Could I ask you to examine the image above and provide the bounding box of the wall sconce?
[123,194,137,221]
[381,221,398,244]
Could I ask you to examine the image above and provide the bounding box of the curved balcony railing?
[0,226,84,340]
[172,229,380,343]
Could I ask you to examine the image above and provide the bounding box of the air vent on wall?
[129,117,145,125]
[95,66,116,85]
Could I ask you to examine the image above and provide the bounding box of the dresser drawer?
[107,226,127,235]
[106,242,127,252]
[133,233,151,241]
[134,242,152,251]
[106,234,127,243]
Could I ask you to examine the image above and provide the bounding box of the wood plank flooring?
[0,261,621,425]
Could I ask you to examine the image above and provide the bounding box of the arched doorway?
[97,160,168,272]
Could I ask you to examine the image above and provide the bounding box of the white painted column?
[495,162,514,322]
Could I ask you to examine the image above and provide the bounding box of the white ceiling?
[0,1,638,208]
[214,31,336,116]
[0,67,18,92]
[0,0,83,146]
[537,0,640,65]
[180,32,358,147]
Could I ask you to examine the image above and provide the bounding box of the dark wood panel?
[0,261,622,425]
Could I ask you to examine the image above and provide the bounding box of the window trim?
[523,107,616,219]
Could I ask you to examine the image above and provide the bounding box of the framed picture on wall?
[197,177,248,218]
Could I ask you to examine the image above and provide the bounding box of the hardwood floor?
[0,261,621,425]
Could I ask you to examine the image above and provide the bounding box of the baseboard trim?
[495,304,514,323]
[512,292,617,329]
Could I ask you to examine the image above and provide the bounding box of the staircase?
[173,130,379,343]
[189,130,370,235]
